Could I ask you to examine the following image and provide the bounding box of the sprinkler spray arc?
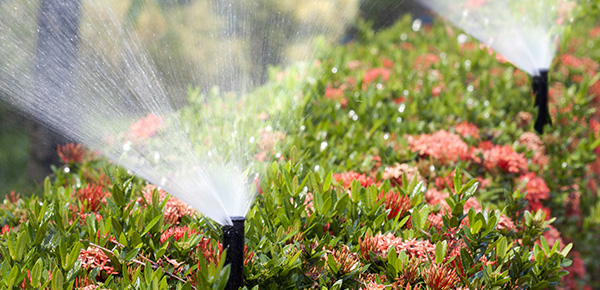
[533,69,550,134]
[222,216,246,290]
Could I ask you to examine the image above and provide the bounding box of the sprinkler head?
[222,216,245,290]
[533,69,550,134]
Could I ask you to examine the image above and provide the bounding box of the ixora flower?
[382,163,423,187]
[128,113,163,139]
[517,173,551,210]
[138,185,196,224]
[74,184,110,212]
[423,263,460,290]
[454,122,480,139]
[57,143,85,164]
[333,171,377,189]
[477,142,527,174]
[78,246,119,276]
[408,130,472,165]
[362,67,391,86]
[359,232,435,262]
[160,225,199,243]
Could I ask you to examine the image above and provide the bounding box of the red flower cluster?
[454,122,480,139]
[74,184,110,212]
[413,53,439,71]
[408,130,472,165]
[423,263,460,290]
[333,171,376,189]
[518,173,551,212]
[359,232,435,262]
[138,185,196,224]
[160,225,199,243]
[478,142,527,174]
[363,67,391,85]
[78,246,119,275]
[382,163,423,187]
[57,143,85,164]
[129,113,163,139]
[379,190,411,219]
[518,132,549,167]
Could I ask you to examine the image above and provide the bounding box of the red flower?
[518,173,550,204]
[478,143,527,174]
[129,113,163,139]
[382,163,423,187]
[57,143,85,164]
[408,130,472,165]
[160,226,199,243]
[381,57,394,68]
[74,184,110,212]
[138,185,196,224]
[78,246,119,275]
[333,171,376,189]
[324,84,344,100]
[454,122,480,139]
[363,67,391,85]
[423,263,460,290]
[379,190,411,219]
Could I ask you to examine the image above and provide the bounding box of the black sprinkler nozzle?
[223,216,245,290]
[533,69,551,134]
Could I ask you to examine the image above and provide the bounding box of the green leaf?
[65,242,82,270]
[51,266,64,290]
[496,237,508,260]
[323,171,333,193]
[435,240,447,264]
[561,243,573,257]
[31,258,43,287]
[7,265,19,289]
[143,215,162,236]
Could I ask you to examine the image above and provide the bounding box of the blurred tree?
[29,0,82,182]
[359,0,431,30]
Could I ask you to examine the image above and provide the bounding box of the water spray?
[533,70,550,134]
[222,216,245,290]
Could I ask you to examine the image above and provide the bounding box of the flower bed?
[1,12,600,289]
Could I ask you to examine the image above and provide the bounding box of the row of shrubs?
[1,12,600,289]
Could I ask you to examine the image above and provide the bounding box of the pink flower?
[478,143,527,174]
[324,84,344,100]
[408,130,472,165]
[129,113,163,139]
[138,185,196,224]
[454,122,480,139]
[382,163,423,187]
[333,171,376,189]
[359,232,435,262]
[78,246,119,275]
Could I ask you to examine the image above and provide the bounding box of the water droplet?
[383,133,390,140]
[320,142,328,151]
[429,165,435,172]
[265,125,273,132]
[349,110,356,117]
[331,67,338,74]
[483,100,490,107]
[440,52,447,59]
[275,152,282,158]
[465,60,472,67]
[412,19,422,32]
[484,113,490,119]
[352,115,358,121]
[396,117,403,123]
[249,136,255,143]
[300,125,306,131]
[401,33,408,41]
[467,85,474,92]
[398,104,406,113]
[208,151,213,157]
[160,177,167,186]
[154,152,160,161]
[123,141,132,152]
[376,83,383,90]
[562,162,567,168]
[314,165,320,172]
[64,167,70,173]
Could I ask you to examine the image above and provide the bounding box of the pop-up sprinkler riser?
[533,69,550,134]
[222,216,245,290]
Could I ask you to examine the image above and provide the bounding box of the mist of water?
[0,0,356,225]
[418,0,577,76]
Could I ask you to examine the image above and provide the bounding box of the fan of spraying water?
[418,0,577,132]
[0,0,356,225]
